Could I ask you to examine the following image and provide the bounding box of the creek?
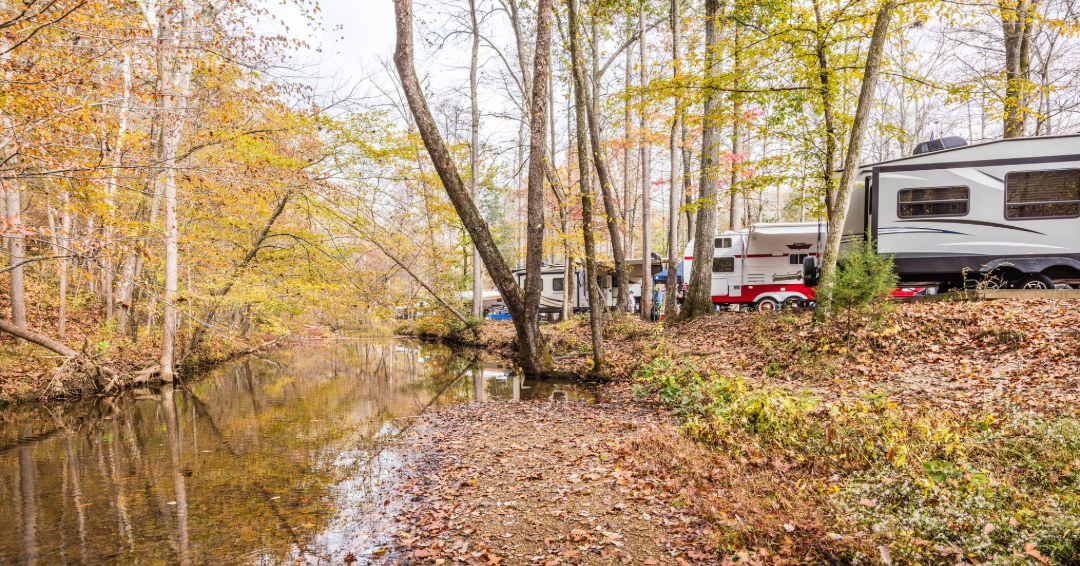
[0,338,595,565]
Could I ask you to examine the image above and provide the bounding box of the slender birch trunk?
[6,181,26,329]
[638,5,653,322]
[666,0,681,322]
[623,34,634,260]
[682,121,694,243]
[58,192,73,339]
[469,0,483,319]
[158,2,198,382]
[568,0,605,370]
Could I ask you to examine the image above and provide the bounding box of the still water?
[0,339,595,565]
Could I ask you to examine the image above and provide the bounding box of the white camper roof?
[458,290,505,301]
[855,133,1080,172]
[747,222,826,236]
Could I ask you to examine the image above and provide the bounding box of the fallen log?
[0,319,116,391]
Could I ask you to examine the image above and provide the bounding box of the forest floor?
[388,299,1080,565]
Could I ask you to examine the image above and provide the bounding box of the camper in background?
[682,222,827,311]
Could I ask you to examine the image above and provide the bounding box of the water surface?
[0,339,594,565]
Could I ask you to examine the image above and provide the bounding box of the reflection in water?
[0,339,594,565]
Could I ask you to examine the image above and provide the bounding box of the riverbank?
[0,298,294,405]
[388,299,1080,565]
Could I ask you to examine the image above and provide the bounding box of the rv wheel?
[1016,274,1054,290]
[755,298,779,312]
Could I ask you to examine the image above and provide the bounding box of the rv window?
[552,277,564,292]
[712,257,735,273]
[898,186,969,218]
[714,237,732,249]
[1005,169,1080,219]
[789,254,808,266]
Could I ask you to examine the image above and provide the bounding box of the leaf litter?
[380,397,733,566]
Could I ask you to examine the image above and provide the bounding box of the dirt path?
[384,394,725,566]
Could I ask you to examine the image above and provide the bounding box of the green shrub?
[820,238,898,342]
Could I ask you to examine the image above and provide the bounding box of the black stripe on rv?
[895,218,1045,235]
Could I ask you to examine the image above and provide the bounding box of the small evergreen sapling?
[820,239,898,345]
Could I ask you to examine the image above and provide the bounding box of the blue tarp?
[652,260,683,284]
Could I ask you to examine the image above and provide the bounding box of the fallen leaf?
[1024,543,1048,564]
[877,545,891,565]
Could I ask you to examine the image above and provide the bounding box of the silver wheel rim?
[759,301,776,311]
[1023,280,1049,290]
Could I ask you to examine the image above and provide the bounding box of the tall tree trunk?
[469,0,483,320]
[623,35,634,260]
[638,5,653,322]
[666,0,681,322]
[681,0,721,321]
[682,122,694,243]
[150,2,198,382]
[816,0,896,320]
[580,24,629,313]
[5,181,26,329]
[728,23,744,232]
[58,192,72,340]
[568,0,605,371]
[524,0,554,348]
[393,0,552,375]
[160,142,180,382]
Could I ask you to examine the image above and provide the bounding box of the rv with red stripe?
[681,222,826,311]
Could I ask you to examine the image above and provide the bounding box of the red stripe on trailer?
[711,283,816,304]
[685,253,820,261]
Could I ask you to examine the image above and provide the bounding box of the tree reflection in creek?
[0,339,487,565]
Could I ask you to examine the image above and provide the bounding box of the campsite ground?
[389,300,1080,565]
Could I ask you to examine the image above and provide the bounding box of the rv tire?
[755,298,779,312]
[1015,274,1054,290]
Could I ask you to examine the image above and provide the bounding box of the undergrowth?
[634,356,1080,564]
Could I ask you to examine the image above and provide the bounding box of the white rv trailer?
[833,134,1080,289]
[511,265,618,314]
[681,222,827,311]
[459,290,507,317]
